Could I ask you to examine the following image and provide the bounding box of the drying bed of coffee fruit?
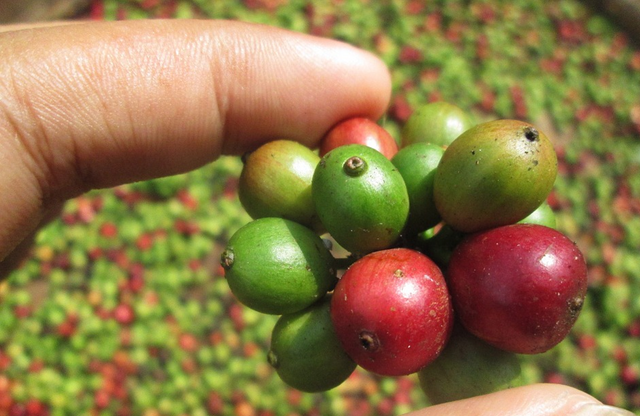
[1,1,640,415]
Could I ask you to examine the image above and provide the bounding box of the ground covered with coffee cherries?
[1,1,640,415]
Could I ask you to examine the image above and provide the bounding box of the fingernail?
[572,402,636,416]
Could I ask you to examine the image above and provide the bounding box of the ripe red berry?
[331,248,453,376]
[319,118,398,159]
[447,224,588,354]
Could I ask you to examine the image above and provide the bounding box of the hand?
[0,19,632,416]
[0,19,388,268]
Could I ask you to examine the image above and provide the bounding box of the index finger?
[0,19,391,260]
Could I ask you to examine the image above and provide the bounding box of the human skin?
[0,20,632,416]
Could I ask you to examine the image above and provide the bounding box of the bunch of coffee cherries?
[220,102,587,402]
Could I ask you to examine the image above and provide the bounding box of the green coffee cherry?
[221,217,336,315]
[268,296,356,392]
[401,102,473,148]
[519,201,557,228]
[312,144,409,254]
[418,325,523,404]
[391,143,444,236]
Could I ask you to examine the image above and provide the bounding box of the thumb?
[404,384,635,416]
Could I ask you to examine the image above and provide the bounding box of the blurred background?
[1,1,640,415]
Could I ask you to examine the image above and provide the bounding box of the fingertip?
[307,36,392,119]
[214,21,392,154]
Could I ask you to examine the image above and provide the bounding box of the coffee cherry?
[319,117,398,159]
[268,296,356,392]
[221,218,336,315]
[418,324,523,404]
[447,224,588,354]
[401,102,472,148]
[239,140,321,230]
[312,144,409,254]
[391,142,444,236]
[331,248,453,376]
[434,120,557,233]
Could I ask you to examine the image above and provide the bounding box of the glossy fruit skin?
[319,117,398,159]
[519,201,556,228]
[447,224,588,354]
[268,296,356,393]
[312,144,409,254]
[434,119,558,233]
[239,140,321,230]
[221,218,336,315]
[418,324,522,405]
[401,102,473,148]
[391,143,444,236]
[331,248,453,376]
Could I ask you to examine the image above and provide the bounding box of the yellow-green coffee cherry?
[433,120,557,233]
[239,140,321,231]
